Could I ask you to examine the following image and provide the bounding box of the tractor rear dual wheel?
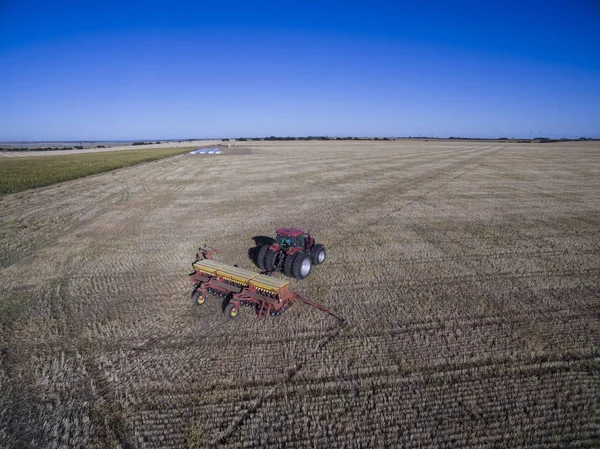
[256,245,270,270]
[264,250,278,272]
[283,253,295,277]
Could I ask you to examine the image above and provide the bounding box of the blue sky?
[0,0,599,140]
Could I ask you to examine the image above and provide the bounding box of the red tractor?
[255,228,326,279]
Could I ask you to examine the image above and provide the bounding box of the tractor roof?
[276,227,305,237]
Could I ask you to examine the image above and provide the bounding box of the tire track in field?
[262,144,478,195]
[95,310,230,391]
[211,317,346,445]
[79,303,231,447]
[312,145,482,217]
[70,304,595,358]
[245,351,600,393]
[321,268,599,291]
[333,248,598,268]
[409,221,600,335]
[84,355,136,448]
[208,343,599,447]
[229,355,599,448]
[0,154,196,269]
[328,145,503,248]
[324,145,503,329]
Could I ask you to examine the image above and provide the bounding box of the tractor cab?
[275,233,294,249]
[275,228,311,251]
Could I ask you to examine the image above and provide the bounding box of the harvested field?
[0,140,599,447]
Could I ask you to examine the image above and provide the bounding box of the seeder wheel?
[224,303,239,320]
[192,290,205,306]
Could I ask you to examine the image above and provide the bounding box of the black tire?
[221,293,233,312]
[256,245,269,270]
[224,303,239,320]
[292,252,312,279]
[264,250,278,272]
[283,253,295,277]
[310,244,326,265]
[192,289,205,306]
[248,246,259,265]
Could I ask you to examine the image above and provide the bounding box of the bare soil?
[1,140,598,447]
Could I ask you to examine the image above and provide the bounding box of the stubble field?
[1,140,599,448]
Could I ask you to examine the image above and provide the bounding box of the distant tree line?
[233,136,599,142]
[232,136,598,143]
[443,137,596,143]
[0,142,169,152]
[0,146,84,151]
[0,141,166,151]
[235,136,395,142]
[535,137,598,143]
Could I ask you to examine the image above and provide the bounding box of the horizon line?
[1,135,599,143]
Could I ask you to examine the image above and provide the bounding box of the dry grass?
[1,140,599,447]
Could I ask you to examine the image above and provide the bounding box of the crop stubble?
[0,140,599,447]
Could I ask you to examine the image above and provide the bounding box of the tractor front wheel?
[292,253,312,279]
[224,303,239,320]
[192,290,205,306]
[310,244,326,265]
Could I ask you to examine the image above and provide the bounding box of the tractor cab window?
[296,235,306,249]
[276,233,294,248]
